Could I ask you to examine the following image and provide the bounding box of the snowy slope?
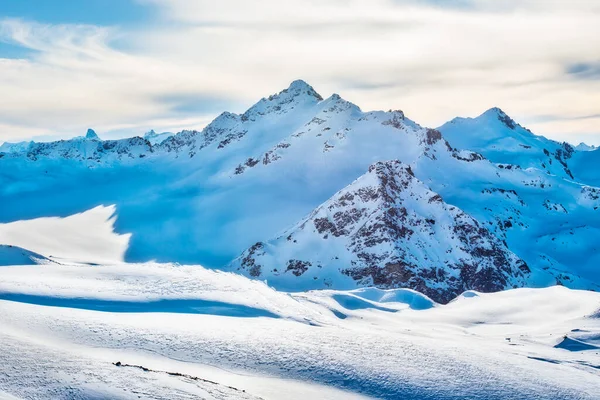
[230,160,529,303]
[438,108,577,181]
[0,140,34,154]
[570,147,600,187]
[0,245,50,266]
[0,80,599,295]
[575,142,597,152]
[0,262,598,399]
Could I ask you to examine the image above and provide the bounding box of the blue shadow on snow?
[0,293,279,318]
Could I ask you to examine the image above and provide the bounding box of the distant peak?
[486,107,505,115]
[144,129,157,138]
[86,129,99,140]
[480,107,517,130]
[281,79,323,101]
[241,80,323,122]
[288,79,312,91]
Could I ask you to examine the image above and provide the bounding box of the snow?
[1,80,600,397]
[229,160,528,303]
[575,142,597,152]
[0,262,598,399]
[438,107,576,181]
[0,205,130,264]
[85,129,99,140]
[144,130,174,145]
[0,141,33,154]
[0,245,49,266]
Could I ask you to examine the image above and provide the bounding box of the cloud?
[567,62,600,80]
[1,1,600,144]
[0,18,241,141]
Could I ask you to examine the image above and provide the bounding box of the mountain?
[230,160,529,303]
[575,142,597,152]
[1,80,599,299]
[0,133,153,163]
[143,130,174,145]
[438,108,577,181]
[0,140,34,154]
[85,129,99,140]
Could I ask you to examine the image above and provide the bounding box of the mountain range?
[1,80,599,303]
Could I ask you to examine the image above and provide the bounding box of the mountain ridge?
[1,79,599,299]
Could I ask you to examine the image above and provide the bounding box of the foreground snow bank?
[0,262,598,399]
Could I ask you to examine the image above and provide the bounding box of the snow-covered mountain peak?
[240,80,323,123]
[144,129,157,138]
[144,129,174,145]
[471,107,520,131]
[318,93,362,116]
[85,129,99,140]
[575,142,597,152]
[438,107,580,180]
[230,158,529,303]
[286,79,323,100]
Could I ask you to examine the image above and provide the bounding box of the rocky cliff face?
[230,160,530,303]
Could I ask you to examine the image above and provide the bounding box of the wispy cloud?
[566,62,600,80]
[0,0,599,144]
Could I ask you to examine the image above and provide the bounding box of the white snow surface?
[0,205,130,264]
[0,262,598,399]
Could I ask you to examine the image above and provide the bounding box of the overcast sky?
[0,0,599,144]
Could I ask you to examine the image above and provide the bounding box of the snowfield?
[1,80,600,399]
[0,261,599,399]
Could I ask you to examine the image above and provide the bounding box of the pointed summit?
[285,79,323,101]
[286,79,323,100]
[478,107,517,130]
[482,106,505,116]
[86,129,99,140]
[144,129,157,139]
[230,159,528,303]
[240,80,323,123]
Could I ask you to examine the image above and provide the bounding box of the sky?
[0,0,599,145]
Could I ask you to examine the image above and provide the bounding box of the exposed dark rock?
[425,129,443,145]
[286,259,312,276]
[496,109,517,130]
